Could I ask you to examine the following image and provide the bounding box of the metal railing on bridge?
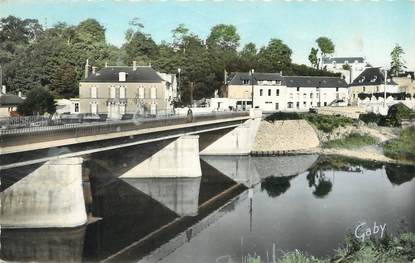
[0,111,249,148]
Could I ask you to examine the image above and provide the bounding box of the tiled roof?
[283,76,348,88]
[227,72,283,85]
[350,67,398,86]
[81,66,163,83]
[0,94,24,106]
[323,57,365,64]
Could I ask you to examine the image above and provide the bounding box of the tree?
[206,24,240,50]
[308,47,319,69]
[171,24,190,52]
[316,37,335,59]
[390,44,405,76]
[51,64,78,98]
[75,19,106,44]
[257,38,292,72]
[17,87,56,115]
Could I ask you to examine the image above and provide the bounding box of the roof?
[0,93,24,106]
[323,57,365,64]
[227,72,283,85]
[283,76,348,88]
[350,67,398,86]
[81,66,163,83]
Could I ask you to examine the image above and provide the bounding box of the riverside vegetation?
[247,232,415,263]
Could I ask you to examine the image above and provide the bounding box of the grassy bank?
[383,127,415,163]
[247,232,415,263]
[265,112,355,133]
[323,133,378,149]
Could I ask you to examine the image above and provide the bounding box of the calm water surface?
[1,154,414,263]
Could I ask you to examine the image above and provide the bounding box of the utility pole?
[190,81,194,107]
[384,68,387,108]
[250,69,255,109]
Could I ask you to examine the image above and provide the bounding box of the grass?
[245,232,415,263]
[265,112,355,133]
[383,127,415,163]
[323,133,378,149]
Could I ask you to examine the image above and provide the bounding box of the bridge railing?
[0,111,249,147]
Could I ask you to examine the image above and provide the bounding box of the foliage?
[323,133,378,149]
[316,36,335,58]
[206,24,240,50]
[266,112,354,133]
[308,47,318,69]
[304,114,354,133]
[342,64,351,70]
[17,87,56,115]
[386,103,414,127]
[390,44,405,76]
[383,127,415,163]
[257,38,292,72]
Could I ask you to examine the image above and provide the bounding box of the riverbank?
[253,113,414,165]
[248,231,415,263]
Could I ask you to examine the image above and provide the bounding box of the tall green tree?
[206,24,240,50]
[316,37,335,58]
[257,39,292,72]
[17,87,56,115]
[390,44,405,76]
[308,47,319,69]
[51,64,78,98]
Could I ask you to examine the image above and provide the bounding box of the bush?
[359,103,414,127]
[383,127,415,163]
[323,133,378,149]
[17,87,56,116]
[265,112,302,122]
[304,114,354,133]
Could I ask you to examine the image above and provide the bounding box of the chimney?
[105,61,108,68]
[18,91,22,97]
[92,66,97,75]
[84,59,89,79]
[133,61,137,71]
[1,85,6,94]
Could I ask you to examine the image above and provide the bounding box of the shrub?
[383,127,415,163]
[323,133,378,149]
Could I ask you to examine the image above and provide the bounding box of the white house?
[322,57,369,84]
[252,75,348,112]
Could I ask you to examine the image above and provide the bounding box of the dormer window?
[370,76,377,83]
[119,72,127,82]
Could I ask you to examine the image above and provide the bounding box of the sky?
[1,0,414,70]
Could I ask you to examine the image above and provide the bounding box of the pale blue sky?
[1,0,414,69]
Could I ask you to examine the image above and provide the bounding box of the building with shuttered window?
[79,61,177,119]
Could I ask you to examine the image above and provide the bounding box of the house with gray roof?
[79,61,177,119]
[349,67,400,105]
[0,86,24,117]
[322,56,370,84]
[225,72,348,112]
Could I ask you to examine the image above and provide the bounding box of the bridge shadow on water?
[2,150,415,263]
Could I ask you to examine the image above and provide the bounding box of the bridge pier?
[120,135,202,178]
[200,109,262,156]
[0,157,87,228]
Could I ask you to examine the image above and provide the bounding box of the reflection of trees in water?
[261,176,295,198]
[306,169,333,198]
[386,164,415,185]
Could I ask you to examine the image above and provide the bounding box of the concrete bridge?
[0,110,262,229]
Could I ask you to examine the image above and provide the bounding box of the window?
[150,102,157,115]
[303,93,307,99]
[324,102,327,106]
[120,86,126,99]
[151,87,157,99]
[74,103,79,113]
[275,103,279,110]
[317,102,321,107]
[276,89,280,96]
[260,89,263,96]
[316,93,320,99]
[363,87,366,92]
[310,93,313,99]
[268,89,271,96]
[303,101,306,107]
[91,103,98,114]
[296,87,300,92]
[336,87,339,92]
[119,72,127,82]
[287,102,293,108]
[110,86,116,98]
[91,86,97,99]
[242,80,249,85]
[296,102,300,108]
[138,87,144,99]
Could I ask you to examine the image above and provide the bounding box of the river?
[1,155,414,263]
